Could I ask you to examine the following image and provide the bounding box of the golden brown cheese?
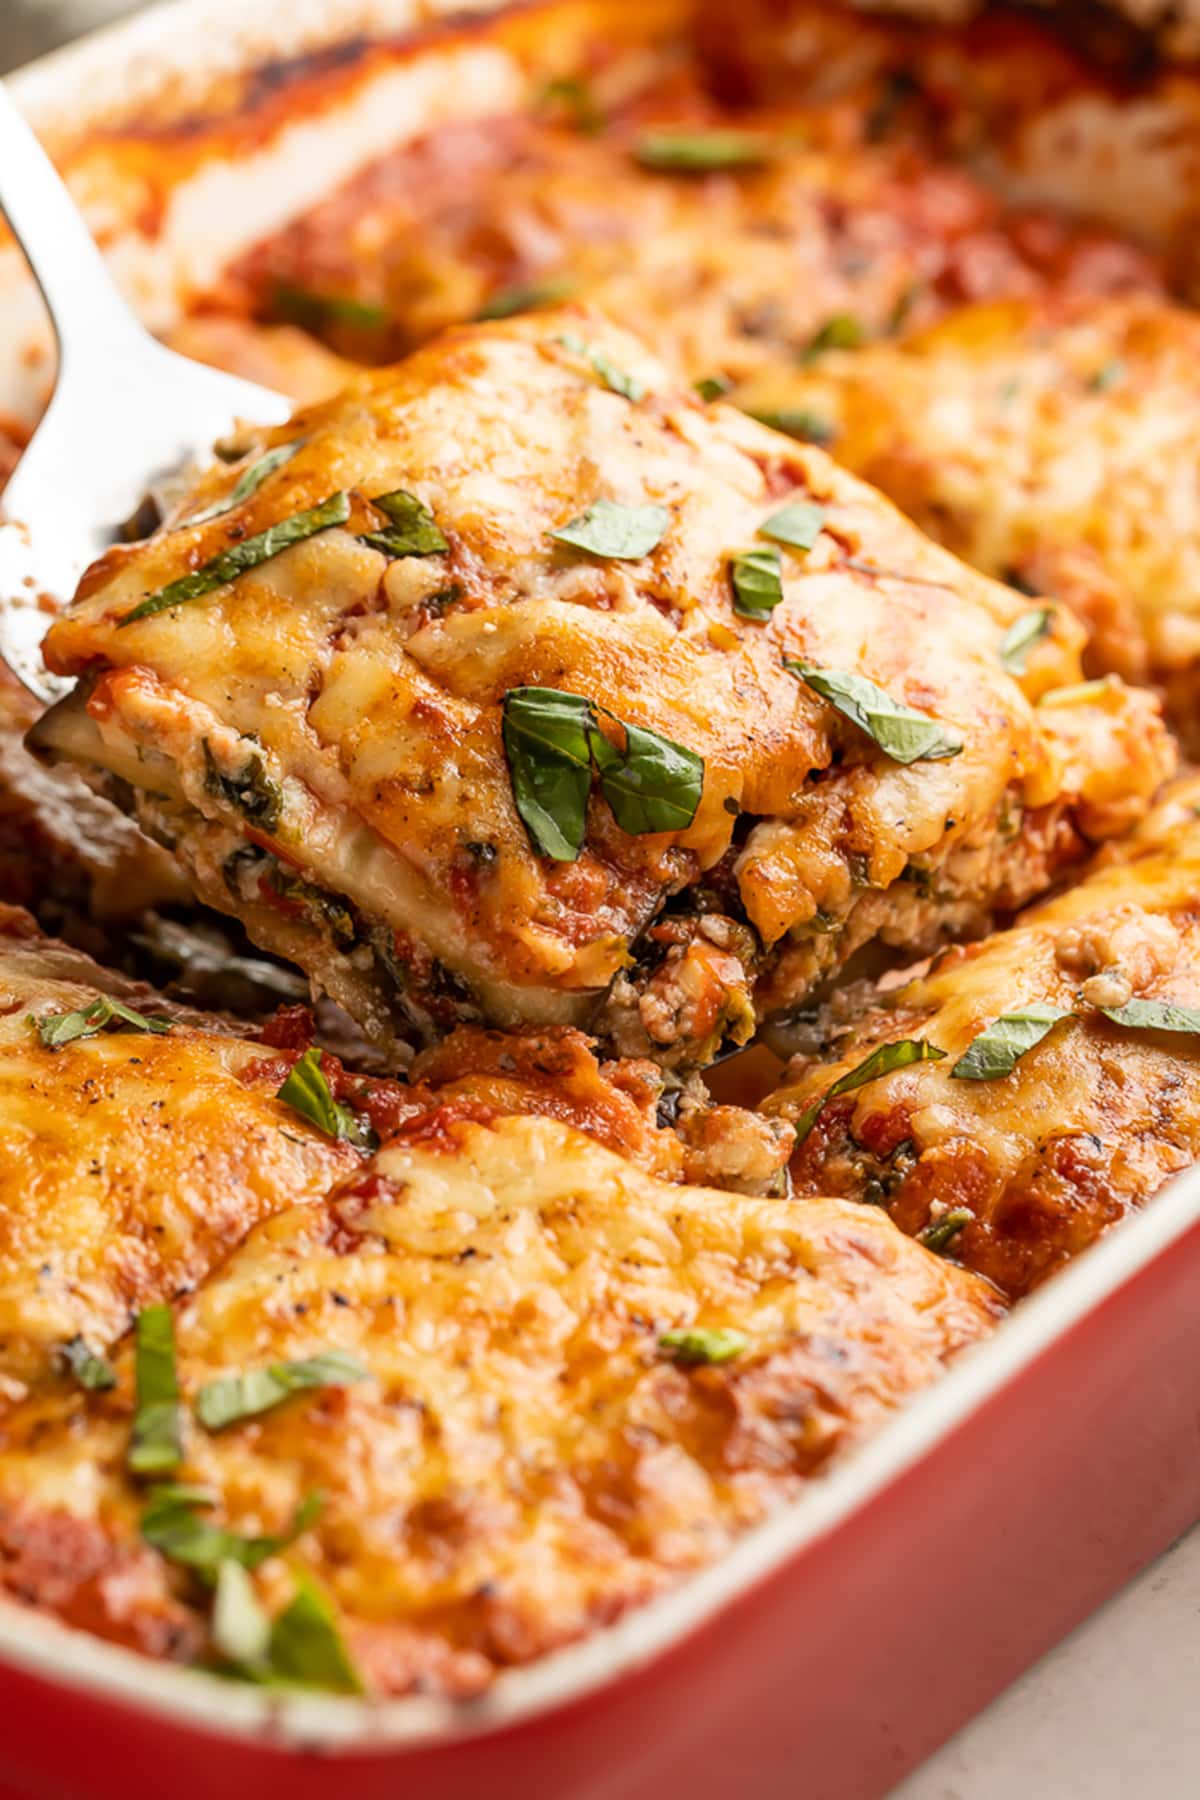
[36,312,1173,1066]
[764,777,1200,1297]
[0,1112,1002,1689]
[745,294,1200,750]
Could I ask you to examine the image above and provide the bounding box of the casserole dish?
[2,2,1200,1794]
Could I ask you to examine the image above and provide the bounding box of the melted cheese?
[0,1113,1001,1689]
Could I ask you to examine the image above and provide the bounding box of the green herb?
[548,498,669,560]
[141,1485,322,1573]
[187,441,303,527]
[538,74,602,134]
[950,1004,1071,1080]
[759,500,825,552]
[1088,358,1125,392]
[502,687,703,860]
[272,283,388,331]
[794,1039,945,1143]
[196,1350,367,1431]
[33,995,172,1051]
[784,663,964,765]
[129,1305,184,1478]
[203,742,282,833]
[121,492,351,625]
[1099,999,1200,1034]
[917,1208,973,1254]
[258,1576,363,1694]
[633,129,770,172]
[694,374,731,402]
[999,606,1054,676]
[476,274,577,320]
[1038,676,1117,707]
[359,488,448,558]
[747,407,834,445]
[730,546,783,620]
[804,315,865,358]
[555,331,645,402]
[212,1560,271,1667]
[276,1048,378,1151]
[60,1335,116,1391]
[659,1327,747,1366]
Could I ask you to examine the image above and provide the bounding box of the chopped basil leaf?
[804,314,865,357]
[634,129,770,172]
[33,995,172,1051]
[1038,676,1118,707]
[213,1560,272,1667]
[502,687,703,860]
[548,498,669,561]
[60,1335,116,1391]
[1088,358,1125,393]
[196,1350,367,1431]
[950,1005,1071,1080]
[590,718,705,838]
[359,488,448,558]
[694,374,731,402]
[187,441,303,527]
[1099,998,1200,1034]
[917,1208,973,1254]
[120,491,351,625]
[538,75,602,134]
[261,1576,364,1694]
[276,1048,378,1151]
[659,1327,747,1366]
[795,1039,945,1143]
[747,406,834,446]
[730,546,783,620]
[759,500,825,552]
[272,283,388,331]
[129,1305,184,1477]
[784,662,964,765]
[141,1485,322,1573]
[999,607,1053,676]
[556,331,645,402]
[476,274,577,320]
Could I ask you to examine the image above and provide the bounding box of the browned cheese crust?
[764,778,1200,1297]
[0,1113,1002,1689]
[36,313,1173,1066]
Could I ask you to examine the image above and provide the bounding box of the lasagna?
[33,312,1171,1065]
[763,778,1200,1297]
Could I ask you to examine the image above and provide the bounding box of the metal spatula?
[0,80,290,702]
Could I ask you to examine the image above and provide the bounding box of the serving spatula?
[0,80,290,702]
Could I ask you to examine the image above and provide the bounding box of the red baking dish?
[2,3,1199,1794]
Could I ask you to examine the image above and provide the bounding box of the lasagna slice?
[763,778,1200,1298]
[34,312,1172,1066]
[744,293,1200,749]
[0,1110,1002,1686]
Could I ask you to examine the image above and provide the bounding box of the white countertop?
[896,1524,1200,1798]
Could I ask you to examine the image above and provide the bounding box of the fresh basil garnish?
[121,491,351,624]
[999,607,1053,676]
[548,498,669,561]
[951,1005,1071,1080]
[917,1208,973,1255]
[187,441,303,528]
[32,995,172,1051]
[141,1484,321,1572]
[634,129,769,172]
[759,500,825,552]
[129,1305,184,1477]
[502,687,703,860]
[272,283,387,331]
[276,1049,378,1151]
[60,1335,116,1391]
[694,374,732,402]
[476,274,577,320]
[730,546,783,620]
[659,1327,747,1366]
[795,1039,945,1143]
[212,1560,272,1667]
[747,406,834,445]
[196,1350,367,1431]
[1099,999,1200,1034]
[257,1576,364,1694]
[784,662,964,765]
[359,489,448,558]
[804,314,865,357]
[556,331,645,402]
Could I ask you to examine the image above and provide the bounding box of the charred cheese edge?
[35,312,1173,1066]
